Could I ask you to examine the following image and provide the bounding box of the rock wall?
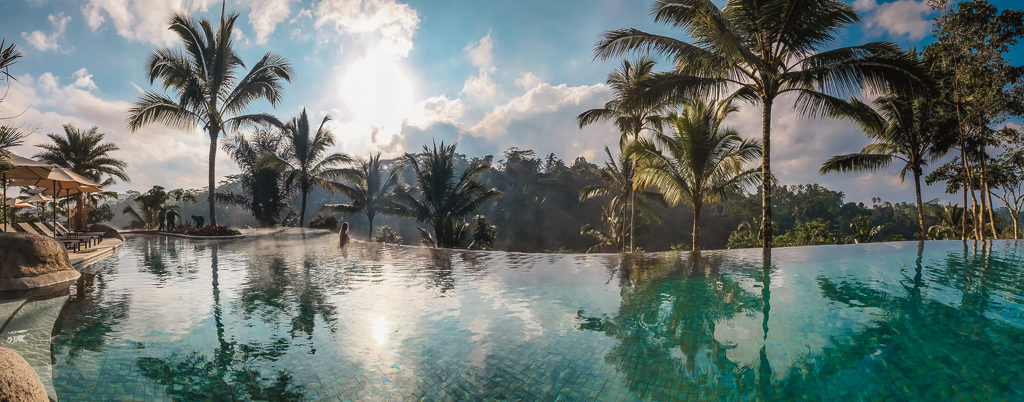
[0,233,80,291]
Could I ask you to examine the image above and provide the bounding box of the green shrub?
[373,226,402,244]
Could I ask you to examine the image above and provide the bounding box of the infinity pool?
[3,232,1024,400]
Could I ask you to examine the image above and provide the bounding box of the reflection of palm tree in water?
[757,250,773,400]
[783,242,1024,399]
[577,252,762,398]
[136,243,303,400]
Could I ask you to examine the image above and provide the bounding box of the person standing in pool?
[158,209,166,231]
[339,221,351,247]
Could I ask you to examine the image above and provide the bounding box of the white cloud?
[81,0,217,47]
[406,95,467,129]
[858,0,932,40]
[21,13,71,52]
[471,81,608,137]
[465,32,494,72]
[246,0,295,44]
[313,0,421,57]
[1,69,230,193]
[70,68,98,90]
[460,72,498,100]
[514,72,542,90]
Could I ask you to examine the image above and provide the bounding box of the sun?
[333,47,417,152]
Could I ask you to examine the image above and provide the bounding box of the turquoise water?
[3,232,1024,400]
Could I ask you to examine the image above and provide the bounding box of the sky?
[0,0,1021,204]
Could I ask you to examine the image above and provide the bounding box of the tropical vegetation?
[626,99,760,250]
[127,7,292,226]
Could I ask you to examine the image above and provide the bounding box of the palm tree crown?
[270,108,352,227]
[578,57,665,148]
[579,147,665,252]
[595,0,923,248]
[395,142,502,248]
[35,124,129,229]
[820,89,951,240]
[127,7,292,226]
[322,152,404,238]
[221,127,290,226]
[626,99,761,250]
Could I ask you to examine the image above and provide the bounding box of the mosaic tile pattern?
[13,234,1024,400]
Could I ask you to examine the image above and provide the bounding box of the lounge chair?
[50,222,104,244]
[13,222,82,252]
[27,222,96,248]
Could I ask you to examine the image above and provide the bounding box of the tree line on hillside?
[100,146,1021,252]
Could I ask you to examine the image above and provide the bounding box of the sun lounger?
[12,222,82,252]
[50,222,104,244]
[25,222,96,248]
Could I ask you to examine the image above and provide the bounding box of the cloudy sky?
[0,0,1020,204]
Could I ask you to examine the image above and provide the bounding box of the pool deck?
[68,237,123,268]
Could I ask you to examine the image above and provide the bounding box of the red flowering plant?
[186,225,241,236]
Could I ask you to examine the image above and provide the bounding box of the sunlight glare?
[372,316,389,346]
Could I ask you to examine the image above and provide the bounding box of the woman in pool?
[339,222,351,247]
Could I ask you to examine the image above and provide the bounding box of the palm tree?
[848,216,884,244]
[35,124,129,229]
[578,57,666,252]
[127,6,293,226]
[220,127,290,226]
[595,0,923,248]
[394,142,501,248]
[0,39,21,113]
[820,89,950,241]
[0,125,27,167]
[626,100,761,250]
[321,152,403,238]
[579,147,665,252]
[266,108,352,227]
[929,203,966,240]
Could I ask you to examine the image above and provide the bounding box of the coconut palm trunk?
[692,201,702,251]
[979,155,998,238]
[913,168,927,240]
[208,127,219,226]
[760,99,773,247]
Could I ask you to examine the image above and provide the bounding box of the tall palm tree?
[35,124,129,229]
[267,108,352,227]
[578,57,666,252]
[626,100,761,250]
[595,0,923,248]
[220,127,290,226]
[321,152,403,238]
[579,147,665,252]
[820,91,950,241]
[394,142,501,248]
[127,6,292,226]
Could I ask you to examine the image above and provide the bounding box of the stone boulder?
[87,222,125,241]
[0,347,48,402]
[0,233,80,292]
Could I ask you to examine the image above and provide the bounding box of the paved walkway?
[67,237,123,268]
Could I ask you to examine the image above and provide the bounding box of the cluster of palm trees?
[123,6,501,246]
[0,123,128,229]
[579,0,1020,249]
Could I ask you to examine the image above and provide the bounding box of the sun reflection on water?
[372,316,389,346]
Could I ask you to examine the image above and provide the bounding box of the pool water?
[3,232,1024,400]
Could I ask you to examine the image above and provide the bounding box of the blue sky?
[0,0,1020,204]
